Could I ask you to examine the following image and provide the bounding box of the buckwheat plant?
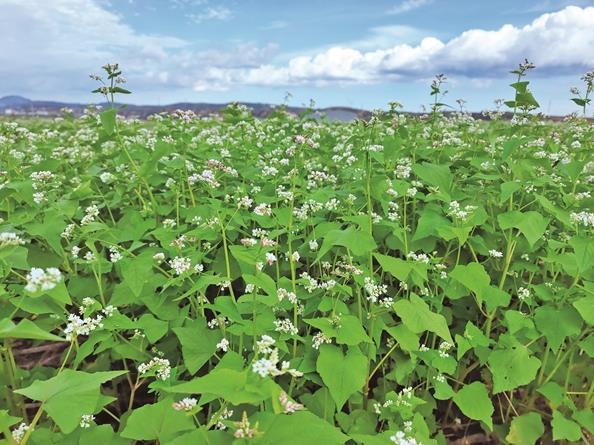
[0,62,592,445]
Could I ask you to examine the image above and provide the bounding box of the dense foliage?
[0,73,593,444]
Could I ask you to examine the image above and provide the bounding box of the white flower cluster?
[395,158,412,179]
[233,411,260,439]
[138,357,171,380]
[373,399,394,414]
[100,172,114,184]
[172,397,197,411]
[12,422,30,442]
[217,338,230,352]
[64,312,104,340]
[363,277,390,305]
[274,319,298,335]
[0,232,25,247]
[299,272,336,293]
[390,431,423,445]
[488,249,503,258]
[163,218,176,229]
[61,223,76,239]
[237,195,253,209]
[25,267,62,293]
[213,407,234,430]
[406,251,430,264]
[207,316,229,329]
[293,199,324,220]
[307,170,337,189]
[517,286,531,301]
[169,256,192,275]
[277,288,297,304]
[447,201,476,221]
[438,341,453,358]
[279,391,303,414]
[79,414,95,428]
[109,246,123,263]
[81,205,100,225]
[252,336,302,378]
[570,211,594,228]
[30,170,55,187]
[387,201,400,221]
[312,331,333,349]
[189,169,220,188]
[253,203,272,216]
[395,386,414,407]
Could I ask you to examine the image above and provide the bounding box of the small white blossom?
[138,357,171,380]
[25,267,62,293]
[79,414,95,428]
[172,398,197,412]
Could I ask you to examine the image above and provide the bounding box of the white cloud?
[228,5,594,88]
[187,6,232,23]
[0,0,270,96]
[347,25,428,50]
[387,0,432,15]
[0,0,592,100]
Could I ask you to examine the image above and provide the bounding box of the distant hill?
[0,95,370,121]
[0,95,34,107]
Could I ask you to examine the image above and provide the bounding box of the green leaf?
[452,382,493,430]
[502,139,521,160]
[412,162,453,195]
[167,429,232,445]
[79,424,131,445]
[393,294,452,343]
[574,409,594,434]
[316,345,367,410]
[374,253,412,281]
[119,253,154,297]
[335,315,371,345]
[168,368,276,405]
[516,212,548,247]
[449,262,490,303]
[506,413,544,445]
[573,295,594,325]
[244,273,277,298]
[316,226,376,262]
[15,370,126,433]
[385,324,419,351]
[551,410,582,442]
[256,411,348,445]
[120,397,195,442]
[534,306,582,351]
[0,318,65,341]
[0,409,21,432]
[571,98,588,106]
[137,313,168,343]
[412,210,450,241]
[498,211,548,246]
[536,382,565,408]
[173,319,221,374]
[100,108,117,135]
[569,236,594,274]
[488,343,541,394]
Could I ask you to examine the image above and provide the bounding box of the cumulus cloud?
[0,0,272,96]
[228,5,594,88]
[0,0,592,98]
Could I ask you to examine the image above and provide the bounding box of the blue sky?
[0,0,593,113]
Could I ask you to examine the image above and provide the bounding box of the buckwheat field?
[0,64,593,445]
